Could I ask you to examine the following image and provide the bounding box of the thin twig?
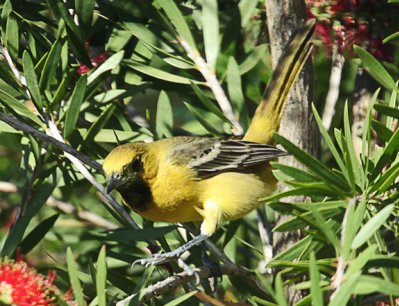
[116,263,267,305]
[322,49,345,130]
[45,120,139,229]
[0,181,118,230]
[0,112,102,172]
[178,37,243,136]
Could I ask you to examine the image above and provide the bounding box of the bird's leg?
[135,233,210,267]
[136,201,221,267]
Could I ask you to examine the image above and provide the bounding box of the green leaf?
[201,0,219,68]
[47,0,89,63]
[329,272,361,306]
[96,245,107,306]
[227,56,249,129]
[0,90,44,127]
[88,51,124,84]
[93,89,126,103]
[67,247,87,306]
[383,31,399,43]
[121,22,173,53]
[346,244,377,277]
[83,103,117,144]
[1,179,55,257]
[75,0,95,32]
[64,75,87,138]
[89,129,148,143]
[354,275,399,295]
[155,0,196,48]
[5,13,19,60]
[164,291,198,306]
[126,61,202,85]
[372,158,399,193]
[351,204,394,250]
[239,44,268,75]
[271,162,318,183]
[155,91,173,139]
[371,127,399,181]
[310,206,340,249]
[362,89,379,163]
[19,214,59,255]
[312,103,347,175]
[184,102,224,136]
[100,226,176,242]
[372,119,393,142]
[238,0,258,27]
[271,236,314,262]
[343,101,362,189]
[274,134,350,193]
[190,82,229,122]
[22,51,43,109]
[309,252,324,306]
[354,45,398,92]
[275,272,288,306]
[39,38,62,91]
[373,103,399,119]
[341,200,356,260]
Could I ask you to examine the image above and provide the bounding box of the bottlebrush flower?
[306,0,394,61]
[0,257,62,305]
[76,52,108,75]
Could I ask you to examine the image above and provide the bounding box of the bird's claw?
[133,253,176,267]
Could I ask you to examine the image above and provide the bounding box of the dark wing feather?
[169,137,286,177]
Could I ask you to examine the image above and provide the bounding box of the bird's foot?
[134,252,177,267]
[134,234,211,267]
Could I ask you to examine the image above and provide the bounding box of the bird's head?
[103,143,150,194]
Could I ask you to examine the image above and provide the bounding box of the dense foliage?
[1,0,399,305]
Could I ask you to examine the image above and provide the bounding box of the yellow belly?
[135,165,276,224]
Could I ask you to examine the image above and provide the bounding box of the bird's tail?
[244,19,315,144]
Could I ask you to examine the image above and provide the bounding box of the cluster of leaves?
[265,47,399,304]
[1,0,399,305]
[0,0,278,304]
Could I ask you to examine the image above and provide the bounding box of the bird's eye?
[130,156,142,172]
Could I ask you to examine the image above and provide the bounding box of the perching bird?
[103,20,315,265]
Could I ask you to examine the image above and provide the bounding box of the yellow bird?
[103,20,315,265]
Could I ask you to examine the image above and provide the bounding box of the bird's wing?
[169,137,286,177]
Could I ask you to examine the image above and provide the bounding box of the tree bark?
[265,0,319,303]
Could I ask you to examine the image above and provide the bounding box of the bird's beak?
[106,173,121,194]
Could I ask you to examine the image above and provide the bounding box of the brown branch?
[178,37,243,136]
[0,112,102,172]
[116,264,268,305]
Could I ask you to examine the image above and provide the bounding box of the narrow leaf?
[0,90,44,127]
[201,0,219,68]
[64,75,87,138]
[127,61,202,85]
[155,91,173,139]
[155,0,196,48]
[239,44,268,75]
[274,134,350,193]
[22,51,43,108]
[19,214,59,255]
[352,204,394,250]
[164,291,198,306]
[96,245,107,306]
[75,0,95,31]
[67,247,87,306]
[309,252,324,306]
[354,45,398,92]
[88,51,124,84]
